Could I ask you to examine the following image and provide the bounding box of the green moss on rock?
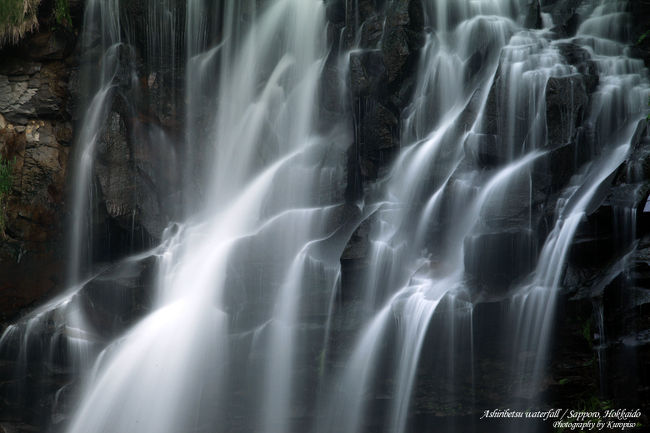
[54,0,71,28]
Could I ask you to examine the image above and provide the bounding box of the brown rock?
[0,117,69,317]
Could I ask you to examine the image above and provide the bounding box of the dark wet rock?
[0,423,40,433]
[0,255,155,429]
[531,126,594,195]
[382,0,425,83]
[555,42,599,94]
[464,229,537,293]
[542,0,582,36]
[464,133,502,168]
[319,57,347,127]
[95,111,172,243]
[325,0,346,24]
[569,203,628,270]
[20,31,75,62]
[359,16,385,49]
[481,73,502,137]
[349,50,386,97]
[362,102,398,151]
[610,120,650,238]
[480,68,588,158]
[629,0,650,68]
[382,25,411,84]
[545,74,588,149]
[590,237,650,416]
[524,0,543,30]
[549,13,579,39]
[616,120,650,185]
[344,0,424,198]
[77,257,156,339]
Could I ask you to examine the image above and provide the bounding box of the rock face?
[544,74,588,148]
[78,1,186,262]
[0,27,77,323]
[92,109,178,259]
[339,0,425,200]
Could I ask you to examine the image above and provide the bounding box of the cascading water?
[1,0,649,433]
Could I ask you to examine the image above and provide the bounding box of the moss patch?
[54,0,71,28]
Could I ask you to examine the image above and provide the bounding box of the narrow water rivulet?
[0,0,649,432]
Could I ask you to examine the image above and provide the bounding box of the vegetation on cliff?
[0,0,40,47]
[54,0,71,28]
[0,0,72,47]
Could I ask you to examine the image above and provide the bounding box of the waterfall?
[1,0,649,433]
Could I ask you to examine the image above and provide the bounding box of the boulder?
[94,112,171,242]
[555,42,599,93]
[76,256,156,339]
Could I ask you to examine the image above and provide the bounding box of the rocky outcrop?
[541,0,582,37]
[544,74,588,148]
[92,109,179,254]
[552,119,650,422]
[342,0,425,200]
[0,26,77,323]
[555,43,599,93]
[463,26,611,294]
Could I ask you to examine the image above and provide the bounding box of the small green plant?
[54,0,71,28]
[0,157,15,235]
[0,0,27,26]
